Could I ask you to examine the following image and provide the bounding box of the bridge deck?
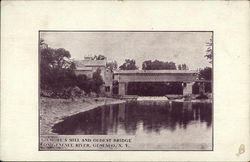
[114,70,198,74]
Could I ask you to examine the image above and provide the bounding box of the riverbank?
[40,97,125,135]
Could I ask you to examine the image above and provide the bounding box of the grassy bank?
[40,97,125,135]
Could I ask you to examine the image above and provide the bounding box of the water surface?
[52,101,212,150]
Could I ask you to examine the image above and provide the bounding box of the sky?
[40,31,212,70]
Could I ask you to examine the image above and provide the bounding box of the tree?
[178,64,182,70]
[205,38,213,63]
[177,64,189,70]
[107,60,118,71]
[91,68,104,94]
[93,55,106,60]
[40,43,76,92]
[142,60,177,70]
[199,67,212,93]
[142,60,152,70]
[119,59,138,70]
[199,67,212,80]
[76,74,90,94]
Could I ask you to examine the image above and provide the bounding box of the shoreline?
[40,97,125,135]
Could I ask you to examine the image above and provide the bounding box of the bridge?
[113,70,200,96]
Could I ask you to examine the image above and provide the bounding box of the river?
[52,101,212,150]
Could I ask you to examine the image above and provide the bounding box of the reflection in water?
[52,102,212,135]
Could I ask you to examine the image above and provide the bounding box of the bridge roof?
[114,70,198,74]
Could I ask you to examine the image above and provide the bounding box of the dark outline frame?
[38,30,214,151]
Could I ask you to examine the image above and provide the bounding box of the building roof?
[114,70,198,74]
[74,60,106,67]
[74,67,92,71]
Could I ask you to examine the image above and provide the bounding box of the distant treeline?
[117,59,189,71]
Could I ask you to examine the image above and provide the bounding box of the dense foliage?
[142,60,177,70]
[75,68,104,95]
[106,61,118,71]
[40,46,76,91]
[119,59,138,70]
[199,67,212,80]
[91,68,104,94]
[92,55,106,60]
[205,39,213,63]
[76,74,91,94]
[40,41,104,98]
[177,64,189,70]
[192,67,212,94]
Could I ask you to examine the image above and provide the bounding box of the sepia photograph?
[1,1,249,161]
[39,31,213,151]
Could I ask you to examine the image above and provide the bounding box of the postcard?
[1,1,249,161]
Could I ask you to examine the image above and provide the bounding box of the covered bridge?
[113,70,199,96]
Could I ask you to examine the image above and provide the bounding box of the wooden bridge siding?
[117,73,197,83]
